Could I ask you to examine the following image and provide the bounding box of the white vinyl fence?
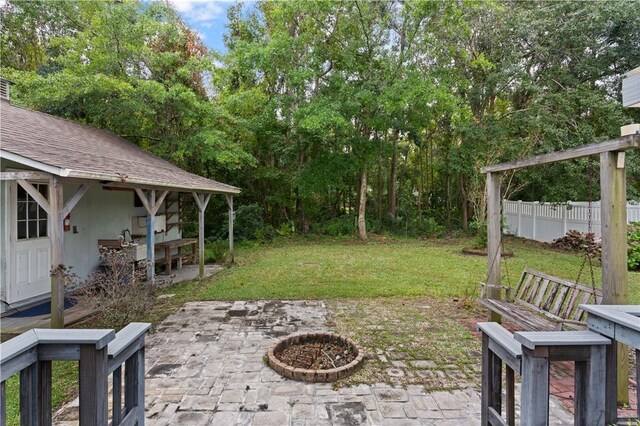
[503,200,640,243]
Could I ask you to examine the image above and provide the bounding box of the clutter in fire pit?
[267,332,364,382]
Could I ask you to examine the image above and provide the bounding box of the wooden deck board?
[1,303,93,341]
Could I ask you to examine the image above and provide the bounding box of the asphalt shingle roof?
[0,101,239,194]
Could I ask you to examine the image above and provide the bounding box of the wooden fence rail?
[0,322,150,426]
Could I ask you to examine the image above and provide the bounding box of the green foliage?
[315,215,357,236]
[2,0,639,238]
[469,220,488,249]
[205,240,228,264]
[231,204,266,241]
[628,222,640,271]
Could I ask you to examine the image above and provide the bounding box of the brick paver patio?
[137,300,574,425]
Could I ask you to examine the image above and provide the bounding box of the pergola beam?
[481,135,640,173]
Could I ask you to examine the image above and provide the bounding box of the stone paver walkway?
[141,300,574,425]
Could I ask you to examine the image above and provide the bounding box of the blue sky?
[170,0,251,53]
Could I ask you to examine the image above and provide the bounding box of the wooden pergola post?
[135,188,168,282]
[225,194,235,263]
[48,177,64,329]
[486,172,502,322]
[192,192,211,278]
[600,150,629,405]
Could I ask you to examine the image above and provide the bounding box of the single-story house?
[0,78,239,325]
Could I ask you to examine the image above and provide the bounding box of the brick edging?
[267,332,364,383]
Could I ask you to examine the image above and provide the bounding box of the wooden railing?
[0,322,150,426]
[581,304,640,424]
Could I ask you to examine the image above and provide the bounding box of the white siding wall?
[1,173,182,311]
[63,184,181,280]
[503,200,640,242]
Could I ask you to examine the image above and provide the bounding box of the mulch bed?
[275,341,356,370]
[461,247,515,257]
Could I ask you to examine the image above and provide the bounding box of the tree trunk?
[388,131,398,219]
[460,174,468,230]
[358,168,368,241]
[376,151,383,224]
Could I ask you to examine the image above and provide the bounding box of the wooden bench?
[154,238,197,274]
[479,268,603,331]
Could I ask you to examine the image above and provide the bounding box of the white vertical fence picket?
[503,200,640,243]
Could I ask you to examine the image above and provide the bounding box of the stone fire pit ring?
[267,332,364,383]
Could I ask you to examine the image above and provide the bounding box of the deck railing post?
[113,367,122,425]
[38,360,52,426]
[19,362,38,426]
[136,346,146,423]
[79,344,108,426]
[0,381,6,426]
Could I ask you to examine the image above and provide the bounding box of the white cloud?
[169,0,226,23]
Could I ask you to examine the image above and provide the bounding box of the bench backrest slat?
[514,269,601,322]
[526,277,542,304]
[550,285,571,316]
[533,279,550,307]
[515,272,534,301]
[560,288,581,318]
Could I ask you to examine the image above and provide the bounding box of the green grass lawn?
[163,235,640,304]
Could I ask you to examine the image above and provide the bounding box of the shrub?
[205,239,228,263]
[230,203,265,241]
[469,220,488,249]
[628,222,640,270]
[76,248,156,329]
[317,215,356,236]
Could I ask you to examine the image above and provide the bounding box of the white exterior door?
[8,181,51,303]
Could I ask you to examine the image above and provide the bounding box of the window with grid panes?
[17,183,48,239]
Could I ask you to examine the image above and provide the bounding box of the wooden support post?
[112,367,122,425]
[49,176,65,329]
[79,344,108,426]
[520,348,550,425]
[19,362,37,426]
[0,380,5,426]
[147,190,156,281]
[600,150,629,404]
[574,361,587,425]
[505,367,515,425]
[38,361,52,426]
[136,346,145,423]
[480,333,490,425]
[636,348,640,417]
[490,350,502,419]
[225,194,235,263]
[192,192,211,278]
[124,353,136,416]
[585,345,607,423]
[486,172,502,322]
